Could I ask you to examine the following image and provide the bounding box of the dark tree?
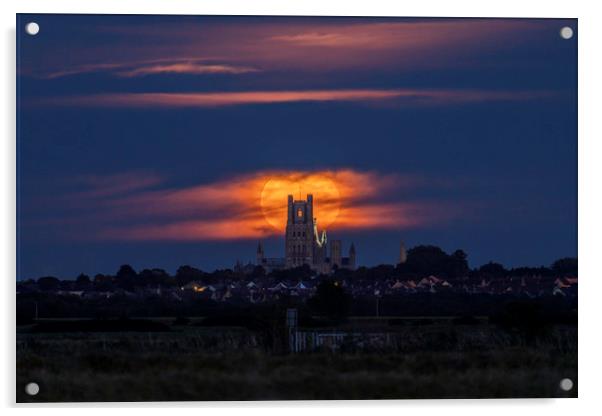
[37,276,60,291]
[269,264,313,281]
[75,273,91,284]
[332,266,353,280]
[139,268,171,286]
[75,273,91,290]
[115,264,137,291]
[175,265,205,286]
[93,274,114,291]
[369,264,396,280]
[449,249,469,279]
[251,265,266,279]
[478,262,507,279]
[510,266,553,277]
[401,245,468,279]
[552,257,578,276]
[308,280,350,320]
[405,245,449,276]
[116,264,137,280]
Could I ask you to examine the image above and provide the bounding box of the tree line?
[27,245,577,292]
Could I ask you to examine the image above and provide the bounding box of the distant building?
[234,259,256,275]
[257,194,356,273]
[256,242,285,274]
[399,241,407,264]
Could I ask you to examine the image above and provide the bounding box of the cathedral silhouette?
[257,194,356,273]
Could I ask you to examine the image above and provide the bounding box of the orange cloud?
[81,170,447,241]
[115,63,259,77]
[42,63,125,79]
[52,90,404,107]
[40,88,555,109]
[35,58,258,80]
[266,20,539,50]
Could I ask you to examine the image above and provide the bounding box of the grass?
[16,323,577,402]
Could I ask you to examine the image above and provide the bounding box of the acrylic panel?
[16,14,577,402]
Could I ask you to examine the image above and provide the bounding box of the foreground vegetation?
[17,320,577,402]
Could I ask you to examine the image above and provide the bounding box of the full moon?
[260,174,341,231]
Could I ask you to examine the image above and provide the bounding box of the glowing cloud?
[39,89,555,109]
[36,58,258,80]
[63,169,452,241]
[115,63,259,77]
[261,174,340,231]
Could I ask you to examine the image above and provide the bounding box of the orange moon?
[260,174,341,231]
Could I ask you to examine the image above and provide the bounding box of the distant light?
[560,27,573,40]
[25,22,40,36]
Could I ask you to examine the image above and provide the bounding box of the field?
[16,318,577,402]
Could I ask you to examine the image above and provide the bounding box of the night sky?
[17,15,577,279]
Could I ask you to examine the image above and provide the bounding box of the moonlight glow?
[260,173,341,231]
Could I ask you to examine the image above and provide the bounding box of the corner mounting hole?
[25,22,40,36]
[559,378,574,391]
[25,382,39,396]
[560,26,573,40]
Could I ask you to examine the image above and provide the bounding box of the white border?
[3,0,601,414]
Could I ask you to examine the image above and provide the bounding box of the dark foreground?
[16,318,577,402]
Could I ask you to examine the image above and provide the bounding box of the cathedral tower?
[285,194,315,268]
[257,194,356,273]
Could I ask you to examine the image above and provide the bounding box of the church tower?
[349,243,356,269]
[285,194,315,268]
[399,241,407,264]
[256,241,264,266]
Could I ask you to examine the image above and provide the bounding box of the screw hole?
[25,22,40,36]
[25,382,39,396]
[560,26,573,40]
[559,378,574,391]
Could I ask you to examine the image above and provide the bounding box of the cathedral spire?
[256,241,264,266]
[399,241,407,264]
